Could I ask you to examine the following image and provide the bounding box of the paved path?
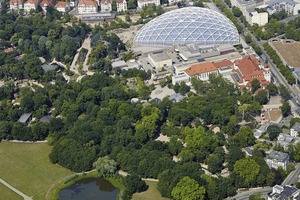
[227,187,272,200]
[282,163,300,185]
[0,178,32,200]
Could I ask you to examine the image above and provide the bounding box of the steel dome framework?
[134,7,240,47]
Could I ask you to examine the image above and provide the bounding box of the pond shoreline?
[48,171,124,200]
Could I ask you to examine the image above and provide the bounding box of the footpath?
[0,178,32,200]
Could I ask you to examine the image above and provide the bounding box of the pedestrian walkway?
[0,178,32,200]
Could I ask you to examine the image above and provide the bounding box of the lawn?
[132,180,170,200]
[0,142,73,200]
[0,182,23,200]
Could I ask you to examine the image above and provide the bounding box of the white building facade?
[78,0,98,14]
[100,0,112,12]
[137,0,160,9]
[116,0,127,12]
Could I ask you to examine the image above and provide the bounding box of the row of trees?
[263,43,296,85]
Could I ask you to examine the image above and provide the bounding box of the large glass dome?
[133,7,240,47]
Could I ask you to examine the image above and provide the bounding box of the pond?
[59,177,120,200]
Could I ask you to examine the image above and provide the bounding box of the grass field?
[0,182,23,200]
[132,180,170,200]
[272,40,300,68]
[0,142,73,200]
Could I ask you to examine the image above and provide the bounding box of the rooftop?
[18,113,32,123]
[40,115,52,123]
[267,151,289,162]
[55,1,67,7]
[269,185,299,200]
[149,51,171,62]
[112,60,127,68]
[78,0,97,6]
[185,62,217,76]
[292,122,300,132]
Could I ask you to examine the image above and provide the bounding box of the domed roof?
[134,7,240,47]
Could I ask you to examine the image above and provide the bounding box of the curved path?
[0,178,32,200]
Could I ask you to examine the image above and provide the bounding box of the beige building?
[55,1,68,12]
[137,0,160,9]
[9,0,23,10]
[249,11,268,26]
[78,0,98,13]
[116,0,127,12]
[24,0,38,13]
[100,0,112,12]
[148,51,172,71]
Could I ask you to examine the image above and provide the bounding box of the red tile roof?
[185,62,217,76]
[10,0,23,4]
[25,0,38,4]
[78,0,97,6]
[234,56,263,81]
[40,0,53,6]
[116,0,124,3]
[212,59,233,68]
[55,1,67,7]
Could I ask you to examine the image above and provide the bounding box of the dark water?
[59,177,120,200]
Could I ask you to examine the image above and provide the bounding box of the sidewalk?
[0,178,32,200]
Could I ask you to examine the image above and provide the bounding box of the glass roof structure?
[134,7,240,47]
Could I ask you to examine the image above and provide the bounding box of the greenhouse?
[133,7,240,47]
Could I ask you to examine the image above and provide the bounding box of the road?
[282,163,300,185]
[280,14,300,23]
[220,0,300,106]
[0,178,32,200]
[227,187,272,200]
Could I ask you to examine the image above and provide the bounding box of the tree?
[112,0,117,11]
[232,6,242,17]
[245,34,252,44]
[93,156,117,176]
[171,176,205,200]
[234,126,255,147]
[281,101,291,117]
[194,0,204,7]
[266,83,278,96]
[123,174,148,198]
[127,0,136,9]
[279,84,291,101]
[251,78,260,93]
[207,154,223,174]
[234,158,260,187]
[267,125,281,141]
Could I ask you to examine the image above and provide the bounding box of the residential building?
[137,0,159,9]
[172,72,191,85]
[249,11,268,26]
[9,0,23,10]
[78,0,98,14]
[230,0,268,26]
[291,122,300,137]
[265,151,289,170]
[18,113,32,124]
[40,0,53,12]
[254,124,268,138]
[266,0,300,16]
[277,133,300,150]
[55,1,68,12]
[168,93,185,103]
[233,55,271,89]
[244,147,253,157]
[116,0,126,12]
[268,185,299,200]
[184,62,218,81]
[100,0,112,12]
[23,0,39,13]
[294,107,300,118]
[40,115,52,123]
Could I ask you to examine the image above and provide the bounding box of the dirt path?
[0,178,32,200]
